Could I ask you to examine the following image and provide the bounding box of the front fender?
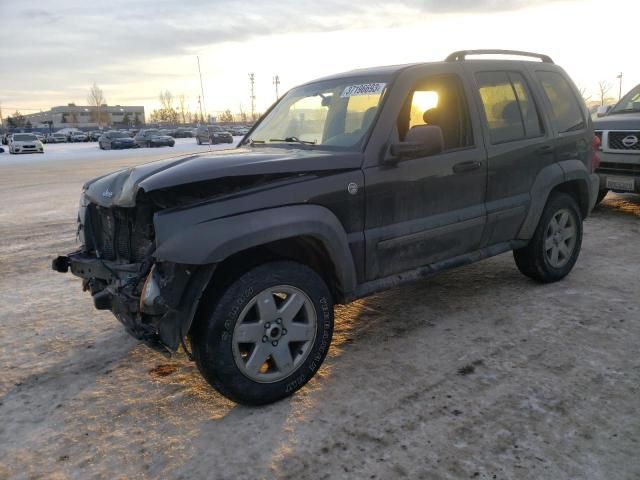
[153,204,357,295]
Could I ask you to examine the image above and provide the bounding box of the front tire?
[192,260,334,405]
[513,192,583,283]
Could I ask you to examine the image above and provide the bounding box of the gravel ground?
[0,141,639,480]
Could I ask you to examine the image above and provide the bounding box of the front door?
[363,69,488,280]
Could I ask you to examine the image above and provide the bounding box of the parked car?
[98,130,138,150]
[134,129,175,147]
[8,133,44,154]
[69,131,88,142]
[195,125,233,144]
[593,83,640,204]
[47,133,67,143]
[173,127,193,138]
[86,131,103,142]
[53,50,599,406]
[34,133,46,142]
[1,133,9,145]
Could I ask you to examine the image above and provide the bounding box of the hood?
[151,135,173,140]
[594,112,640,130]
[83,146,362,207]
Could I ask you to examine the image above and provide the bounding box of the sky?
[1,0,639,120]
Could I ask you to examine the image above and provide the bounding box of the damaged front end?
[52,194,214,354]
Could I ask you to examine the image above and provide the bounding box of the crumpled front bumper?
[52,251,215,353]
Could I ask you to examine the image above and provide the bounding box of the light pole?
[273,75,280,100]
[197,56,207,122]
[249,73,256,121]
[617,72,623,101]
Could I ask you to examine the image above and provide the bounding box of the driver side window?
[397,74,473,151]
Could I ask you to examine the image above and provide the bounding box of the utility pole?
[617,72,623,101]
[197,56,207,122]
[273,75,280,100]
[198,96,205,124]
[249,73,256,121]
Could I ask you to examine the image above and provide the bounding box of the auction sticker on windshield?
[341,83,386,98]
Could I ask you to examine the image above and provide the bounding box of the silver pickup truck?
[594,84,640,204]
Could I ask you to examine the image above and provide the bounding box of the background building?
[24,104,145,129]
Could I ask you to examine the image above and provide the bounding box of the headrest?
[499,101,521,123]
[362,107,378,129]
[423,108,440,125]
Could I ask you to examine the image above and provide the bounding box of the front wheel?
[192,261,334,405]
[513,192,583,283]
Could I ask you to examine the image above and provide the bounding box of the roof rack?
[445,49,554,64]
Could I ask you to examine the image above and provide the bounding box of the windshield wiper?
[248,138,265,145]
[268,137,316,145]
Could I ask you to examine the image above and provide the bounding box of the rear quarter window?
[535,71,585,133]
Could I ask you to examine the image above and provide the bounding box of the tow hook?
[52,256,70,273]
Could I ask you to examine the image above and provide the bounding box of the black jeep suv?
[53,50,600,405]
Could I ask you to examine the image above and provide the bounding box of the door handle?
[536,145,554,154]
[453,160,482,174]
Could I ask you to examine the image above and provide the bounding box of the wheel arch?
[154,204,358,301]
[517,160,592,240]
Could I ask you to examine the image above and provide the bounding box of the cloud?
[0,0,569,109]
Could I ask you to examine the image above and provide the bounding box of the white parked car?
[47,133,67,143]
[9,133,44,154]
[70,132,88,142]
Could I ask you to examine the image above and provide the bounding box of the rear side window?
[475,71,543,144]
[536,71,585,133]
[510,73,543,138]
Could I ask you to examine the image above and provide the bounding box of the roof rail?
[445,49,554,64]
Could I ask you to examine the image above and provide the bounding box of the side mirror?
[596,105,610,117]
[387,125,444,163]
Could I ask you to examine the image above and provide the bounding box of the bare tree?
[87,82,108,126]
[219,109,234,122]
[178,95,189,124]
[578,86,592,103]
[598,80,612,106]
[152,90,179,123]
[159,90,174,111]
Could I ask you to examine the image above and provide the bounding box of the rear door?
[529,67,591,172]
[463,62,554,245]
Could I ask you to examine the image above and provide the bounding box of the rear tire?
[513,192,583,283]
[595,189,608,206]
[191,260,334,405]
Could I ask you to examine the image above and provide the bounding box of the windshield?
[246,78,388,148]
[14,134,37,141]
[610,84,640,114]
[109,132,129,138]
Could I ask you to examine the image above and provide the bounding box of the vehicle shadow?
[0,255,534,478]
[595,193,640,218]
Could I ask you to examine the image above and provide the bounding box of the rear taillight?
[592,134,601,171]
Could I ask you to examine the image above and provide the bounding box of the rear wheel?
[513,192,583,283]
[192,260,334,405]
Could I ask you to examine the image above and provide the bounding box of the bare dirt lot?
[1,142,639,480]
